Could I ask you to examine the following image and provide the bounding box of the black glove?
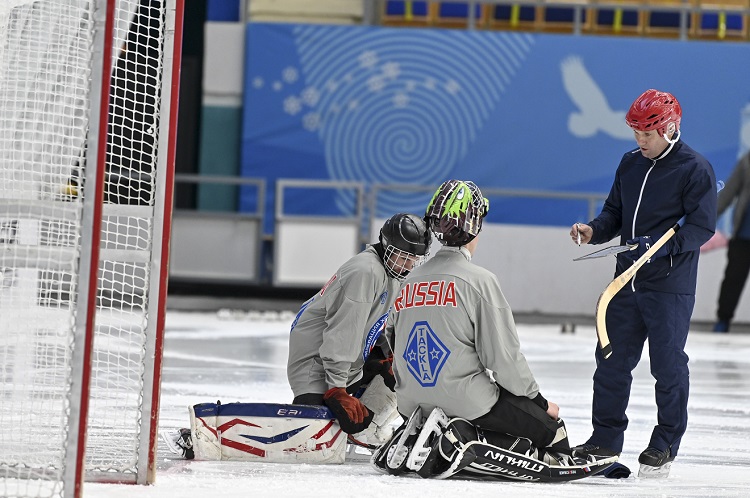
[323,387,375,434]
[364,352,396,391]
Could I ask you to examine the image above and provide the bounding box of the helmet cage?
[625,89,682,138]
[379,213,430,280]
[425,180,489,247]
[383,244,424,281]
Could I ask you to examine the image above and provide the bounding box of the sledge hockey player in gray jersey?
[161,214,430,462]
[373,180,617,482]
[287,213,431,441]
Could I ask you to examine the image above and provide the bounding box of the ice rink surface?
[86,310,750,498]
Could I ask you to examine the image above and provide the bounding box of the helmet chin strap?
[656,129,680,160]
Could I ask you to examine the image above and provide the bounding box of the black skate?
[571,443,620,460]
[638,447,674,478]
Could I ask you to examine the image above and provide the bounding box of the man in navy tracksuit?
[570,89,717,478]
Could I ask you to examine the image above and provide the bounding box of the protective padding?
[407,407,450,471]
[385,407,424,474]
[351,375,400,447]
[433,416,614,482]
[189,402,346,463]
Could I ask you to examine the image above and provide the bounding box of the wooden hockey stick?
[595,180,723,358]
[595,223,681,359]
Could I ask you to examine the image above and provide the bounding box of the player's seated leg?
[476,422,536,458]
[415,415,480,479]
[432,416,550,481]
[433,416,528,479]
[430,416,618,482]
[410,410,538,480]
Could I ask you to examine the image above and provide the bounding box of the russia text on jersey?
[393,280,457,312]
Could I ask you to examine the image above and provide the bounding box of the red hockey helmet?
[625,89,682,138]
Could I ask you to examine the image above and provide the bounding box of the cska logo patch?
[403,321,450,387]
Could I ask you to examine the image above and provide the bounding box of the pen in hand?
[576,223,581,246]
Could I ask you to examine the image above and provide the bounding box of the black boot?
[638,446,674,478]
[571,443,620,459]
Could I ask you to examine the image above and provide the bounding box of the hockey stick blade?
[595,222,680,359]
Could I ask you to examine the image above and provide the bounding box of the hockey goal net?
[0,0,183,496]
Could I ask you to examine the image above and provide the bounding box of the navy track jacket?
[588,138,717,295]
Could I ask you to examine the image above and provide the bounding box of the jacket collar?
[440,244,472,262]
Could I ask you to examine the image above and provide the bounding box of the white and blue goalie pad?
[189,402,347,463]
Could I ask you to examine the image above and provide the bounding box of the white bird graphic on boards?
[561,56,632,140]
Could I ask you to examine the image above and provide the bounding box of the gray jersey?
[388,245,540,420]
[287,245,400,397]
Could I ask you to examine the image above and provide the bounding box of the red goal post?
[0,0,184,496]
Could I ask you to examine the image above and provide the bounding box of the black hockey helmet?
[379,213,431,280]
[425,180,489,247]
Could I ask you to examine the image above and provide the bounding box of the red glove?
[323,387,373,434]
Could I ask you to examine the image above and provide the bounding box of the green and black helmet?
[425,180,489,247]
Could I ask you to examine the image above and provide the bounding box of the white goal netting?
[0,0,180,496]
